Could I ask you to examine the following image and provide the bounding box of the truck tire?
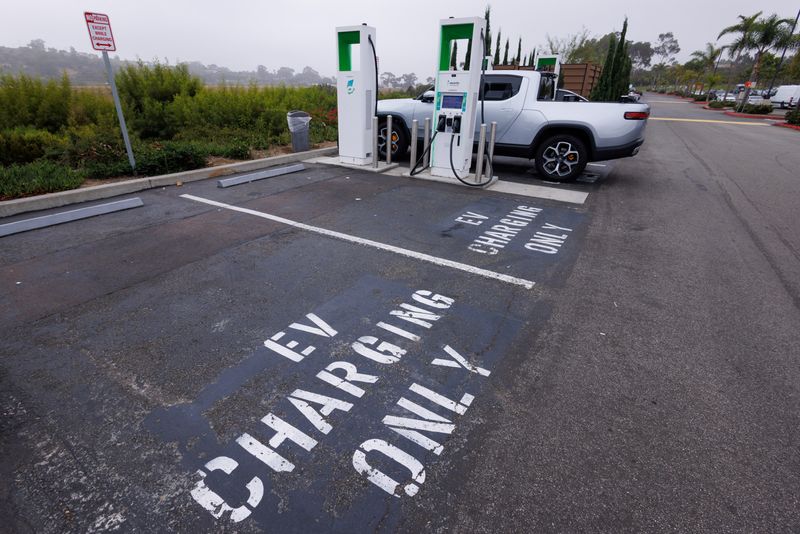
[534,134,588,182]
[378,120,408,160]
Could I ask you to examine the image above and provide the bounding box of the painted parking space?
[188,170,590,289]
[144,274,537,530]
[0,163,591,531]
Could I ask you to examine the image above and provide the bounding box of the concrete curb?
[773,122,800,132]
[0,146,338,219]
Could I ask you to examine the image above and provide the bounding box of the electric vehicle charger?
[448,28,492,188]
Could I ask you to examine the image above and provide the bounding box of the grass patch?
[0,160,85,200]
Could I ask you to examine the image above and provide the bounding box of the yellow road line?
[650,117,770,126]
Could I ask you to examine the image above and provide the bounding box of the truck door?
[478,74,526,142]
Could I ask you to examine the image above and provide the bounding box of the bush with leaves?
[785,107,800,125]
[741,104,773,115]
[0,128,65,165]
[0,160,84,200]
[0,72,72,132]
[708,101,727,109]
[116,62,202,139]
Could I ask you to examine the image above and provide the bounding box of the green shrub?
[693,94,706,101]
[0,128,66,165]
[741,104,772,115]
[116,62,203,139]
[133,141,207,175]
[0,73,72,132]
[64,124,128,171]
[0,160,84,200]
[70,88,116,128]
[708,101,726,109]
[723,101,736,107]
[786,108,800,125]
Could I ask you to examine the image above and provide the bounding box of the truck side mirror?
[421,91,435,103]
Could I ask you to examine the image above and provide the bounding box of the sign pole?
[85,11,135,172]
[102,51,135,172]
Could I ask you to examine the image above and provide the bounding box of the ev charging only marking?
[180,194,535,289]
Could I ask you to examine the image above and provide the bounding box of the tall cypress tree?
[494,29,501,66]
[464,38,472,67]
[515,38,522,66]
[610,18,629,99]
[503,38,509,65]
[591,34,617,101]
[450,41,458,70]
[484,6,492,57]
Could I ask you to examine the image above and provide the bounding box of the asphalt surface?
[1,93,799,532]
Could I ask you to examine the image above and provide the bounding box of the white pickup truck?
[376,71,650,181]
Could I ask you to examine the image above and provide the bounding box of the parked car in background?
[771,85,800,108]
[745,93,767,105]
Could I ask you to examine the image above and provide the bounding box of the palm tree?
[718,12,761,103]
[720,12,795,109]
[691,43,725,101]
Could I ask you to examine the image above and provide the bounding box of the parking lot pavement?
[0,162,592,531]
[3,95,800,532]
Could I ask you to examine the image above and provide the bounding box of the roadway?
[1,92,799,532]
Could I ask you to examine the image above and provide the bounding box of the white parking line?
[181,194,536,289]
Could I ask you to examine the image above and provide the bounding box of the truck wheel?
[534,134,588,182]
[378,120,408,160]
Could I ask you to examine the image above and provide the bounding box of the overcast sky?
[2,1,798,77]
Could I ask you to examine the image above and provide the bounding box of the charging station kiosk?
[336,25,377,166]
[429,17,486,180]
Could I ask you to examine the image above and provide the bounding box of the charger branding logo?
[347,79,355,94]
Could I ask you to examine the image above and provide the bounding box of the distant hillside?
[0,39,335,86]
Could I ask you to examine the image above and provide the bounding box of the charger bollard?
[385,115,393,164]
[372,116,379,169]
[488,121,497,160]
[409,119,418,171]
[475,123,487,183]
[423,117,431,168]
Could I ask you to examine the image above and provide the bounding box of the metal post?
[386,115,393,165]
[103,51,135,172]
[475,124,486,183]
[488,121,497,161]
[409,119,418,171]
[423,117,431,169]
[372,116,379,169]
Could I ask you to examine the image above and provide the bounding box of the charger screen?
[441,94,464,109]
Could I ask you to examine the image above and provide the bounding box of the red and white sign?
[85,12,116,51]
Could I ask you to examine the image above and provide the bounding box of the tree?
[503,38,510,65]
[610,18,631,99]
[465,37,472,68]
[494,29,502,66]
[380,71,397,88]
[450,40,458,70]
[484,6,492,57]
[690,42,725,100]
[653,32,680,65]
[719,12,795,108]
[591,33,617,100]
[629,41,654,69]
[515,38,522,66]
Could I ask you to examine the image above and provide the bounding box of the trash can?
[287,110,311,153]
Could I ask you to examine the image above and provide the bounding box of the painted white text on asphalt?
[190,289,492,523]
